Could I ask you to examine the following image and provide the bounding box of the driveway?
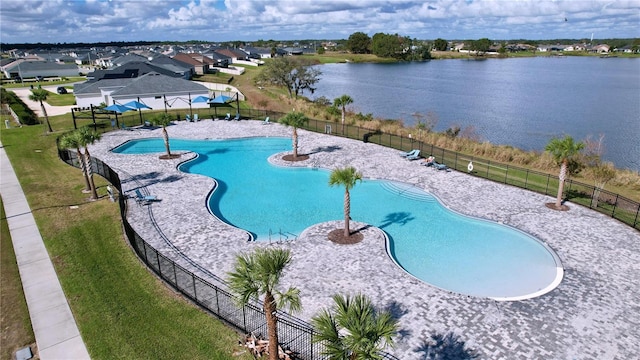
[10,87,74,117]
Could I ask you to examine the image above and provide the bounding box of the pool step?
[379,182,436,202]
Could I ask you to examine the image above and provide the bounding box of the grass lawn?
[0,199,35,360]
[0,122,253,359]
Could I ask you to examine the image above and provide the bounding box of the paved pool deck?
[89,120,640,360]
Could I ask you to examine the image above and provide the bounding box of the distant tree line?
[346,32,431,60]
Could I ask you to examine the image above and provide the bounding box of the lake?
[311,57,640,171]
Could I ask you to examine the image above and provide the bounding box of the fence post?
[611,194,619,217]
[156,251,162,276]
[545,175,551,196]
[192,276,197,300]
[486,160,490,178]
[504,165,509,184]
[524,169,529,189]
[173,263,178,286]
[454,152,458,169]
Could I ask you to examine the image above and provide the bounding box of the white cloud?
[0,0,638,43]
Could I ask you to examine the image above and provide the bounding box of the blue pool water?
[113,137,562,299]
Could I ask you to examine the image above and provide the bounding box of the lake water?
[312,57,640,171]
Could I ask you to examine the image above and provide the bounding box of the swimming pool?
[113,137,563,300]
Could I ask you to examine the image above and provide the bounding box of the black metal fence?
[58,146,400,360]
[292,117,639,230]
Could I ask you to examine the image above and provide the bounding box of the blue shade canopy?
[191,95,211,103]
[104,104,134,113]
[123,100,152,110]
[208,95,232,104]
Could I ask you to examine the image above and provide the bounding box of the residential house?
[86,61,189,81]
[213,48,248,62]
[281,47,304,55]
[73,72,210,110]
[3,60,79,80]
[172,53,211,75]
[591,44,610,53]
[241,46,273,59]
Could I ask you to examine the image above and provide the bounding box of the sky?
[0,0,638,44]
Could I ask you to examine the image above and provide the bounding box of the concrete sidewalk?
[0,140,90,359]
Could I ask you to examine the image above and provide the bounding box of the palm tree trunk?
[341,107,346,134]
[264,292,279,360]
[162,127,171,156]
[292,128,298,158]
[76,147,91,191]
[84,148,99,200]
[555,161,567,208]
[39,100,53,133]
[344,189,351,237]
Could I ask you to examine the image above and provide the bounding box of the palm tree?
[334,94,353,134]
[59,131,91,192]
[329,166,363,237]
[227,248,301,360]
[312,293,398,360]
[153,113,174,157]
[545,135,584,209]
[77,126,102,200]
[29,89,53,133]
[279,111,308,159]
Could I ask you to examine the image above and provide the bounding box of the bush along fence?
[57,146,400,360]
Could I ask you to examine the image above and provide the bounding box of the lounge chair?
[134,189,159,205]
[120,123,133,131]
[262,117,270,125]
[406,150,421,160]
[434,162,449,171]
[399,149,418,157]
[185,114,191,122]
[193,114,199,121]
[224,113,231,120]
[234,113,240,121]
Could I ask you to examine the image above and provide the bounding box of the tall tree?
[329,166,362,237]
[279,111,308,159]
[371,32,404,59]
[333,94,353,133]
[347,32,372,54]
[292,63,322,98]
[59,131,91,192]
[29,88,53,133]
[545,135,585,209]
[433,38,448,51]
[152,113,174,157]
[77,126,102,200]
[227,248,301,360]
[312,293,398,360]
[257,57,321,99]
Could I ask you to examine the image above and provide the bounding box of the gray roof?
[111,72,208,97]
[74,72,208,98]
[5,61,78,72]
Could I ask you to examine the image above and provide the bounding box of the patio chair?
[225,113,231,120]
[185,114,191,122]
[193,114,199,121]
[120,123,133,131]
[399,149,418,157]
[234,113,240,121]
[262,117,270,125]
[434,162,449,171]
[134,189,159,205]
[406,150,421,160]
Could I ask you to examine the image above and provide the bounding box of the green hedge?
[0,88,39,125]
